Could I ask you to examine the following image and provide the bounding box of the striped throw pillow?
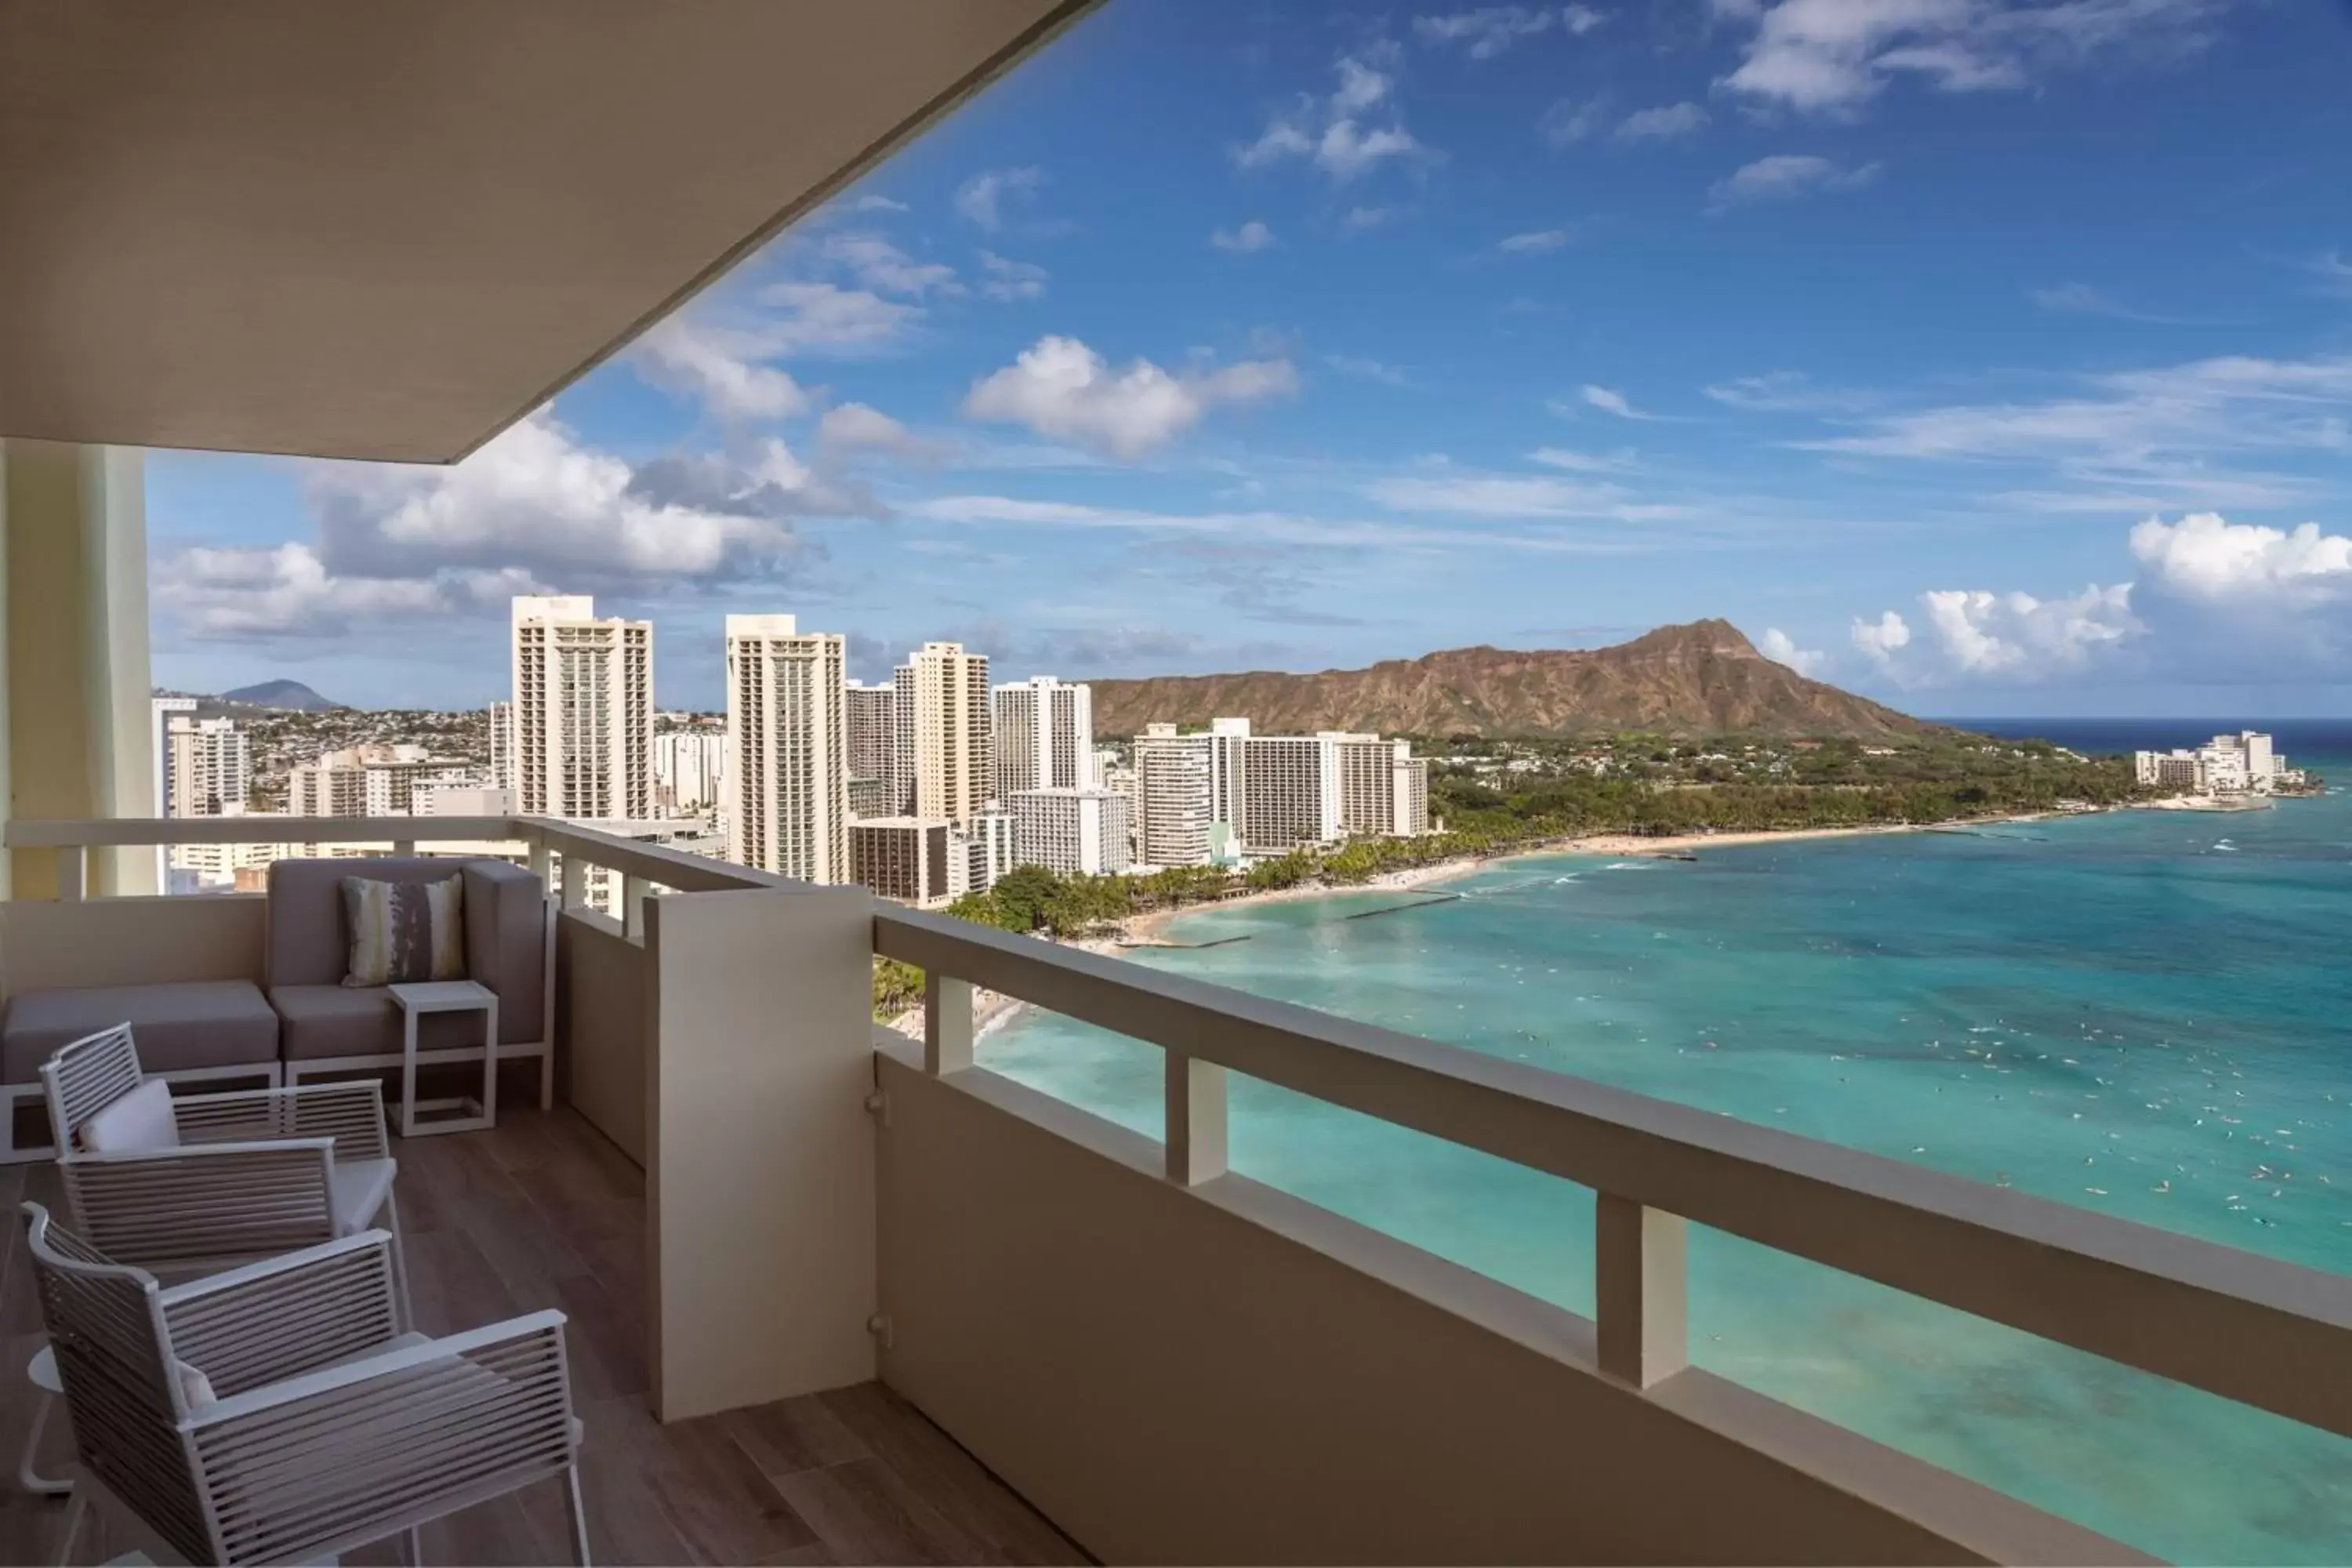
[341,876,466,987]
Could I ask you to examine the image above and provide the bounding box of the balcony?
[3,815,2348,1564]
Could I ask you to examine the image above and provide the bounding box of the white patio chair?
[24,1201,590,1566]
[40,1024,410,1321]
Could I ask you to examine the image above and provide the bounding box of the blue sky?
[150,0,2352,717]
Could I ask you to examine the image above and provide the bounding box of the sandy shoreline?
[898,797,2228,1044]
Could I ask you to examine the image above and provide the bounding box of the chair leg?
[539,1047,554,1112]
[398,1524,423,1566]
[384,1189,416,1332]
[53,1487,85,1568]
[18,1389,71,1496]
[564,1464,591,1566]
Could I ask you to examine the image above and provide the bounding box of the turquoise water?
[982,746,2352,1562]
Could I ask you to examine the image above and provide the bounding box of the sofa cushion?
[341,875,466,987]
[270,985,488,1062]
[2,982,280,1085]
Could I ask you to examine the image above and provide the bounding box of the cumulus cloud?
[1499,227,1573,254]
[1708,154,1883,212]
[1758,627,1825,676]
[1616,102,1710,141]
[817,402,923,456]
[818,233,959,298]
[953,167,1046,230]
[1236,50,1431,183]
[1212,220,1277,253]
[159,414,848,641]
[1414,6,1557,57]
[960,336,1298,461]
[1577,383,1662,420]
[1541,96,1607,147]
[1563,5,1610,32]
[1850,609,1912,662]
[633,318,814,422]
[1719,0,2223,117]
[1917,584,2140,675]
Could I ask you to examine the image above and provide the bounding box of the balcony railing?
[6,814,2348,1563]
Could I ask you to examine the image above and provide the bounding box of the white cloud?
[2129,511,2352,604]
[633,318,814,423]
[1529,446,1636,472]
[162,414,847,640]
[1578,383,1664,420]
[2309,252,2352,298]
[1850,610,1911,665]
[1499,227,1573,254]
[817,403,922,456]
[1708,154,1883,212]
[1541,96,1607,147]
[747,281,924,357]
[1414,7,1556,57]
[978,251,1048,303]
[1365,474,1635,517]
[1236,52,1430,183]
[1719,0,2223,117]
[1212,220,1277,253]
[954,167,1045,230]
[1563,5,1610,32]
[906,494,1665,554]
[1758,627,1826,675]
[1616,102,1710,141]
[818,233,959,298]
[1342,204,1406,234]
[1917,583,2141,675]
[1704,371,1874,413]
[960,336,1299,461]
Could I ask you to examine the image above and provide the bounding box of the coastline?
[902,792,2253,1047]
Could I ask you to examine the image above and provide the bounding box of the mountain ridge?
[1085,620,1929,739]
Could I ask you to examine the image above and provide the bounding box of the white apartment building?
[2134,731,2288,797]
[1131,719,1248,868]
[845,681,899,809]
[1011,788,1131,878]
[851,816,955,906]
[1330,735,1432,838]
[895,641,991,828]
[166,715,250,818]
[289,746,469,818]
[993,676,1094,799]
[654,728,725,814]
[1395,750,1432,837]
[412,784,516,816]
[725,614,848,884]
[510,594,653,820]
[960,809,1016,895]
[488,699,514,792]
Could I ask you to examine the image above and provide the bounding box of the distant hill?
[1086,621,1930,739]
[217,680,342,712]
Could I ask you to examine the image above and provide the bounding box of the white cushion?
[329,1156,397,1234]
[77,1078,178,1154]
[176,1357,217,1410]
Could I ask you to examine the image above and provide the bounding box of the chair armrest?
[186,1312,577,1563]
[60,1140,336,1267]
[161,1231,404,1397]
[173,1080,390,1162]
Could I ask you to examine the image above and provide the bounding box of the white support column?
[1595,1192,1689,1389]
[0,441,154,898]
[1164,1052,1228,1185]
[924,974,972,1076]
[644,885,877,1420]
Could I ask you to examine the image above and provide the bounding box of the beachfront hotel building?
[1132,719,1249,867]
[654,728,725,815]
[851,815,955,906]
[994,677,1095,800]
[1011,786,1131,878]
[725,614,848,884]
[895,641,991,828]
[845,679,899,812]
[488,699,514,791]
[961,808,1016,894]
[2134,731,2290,796]
[165,714,250,821]
[1330,734,1432,839]
[1240,732,1344,855]
[510,593,653,820]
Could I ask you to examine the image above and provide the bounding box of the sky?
[147,0,2352,718]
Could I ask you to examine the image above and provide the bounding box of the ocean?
[980,722,2352,1562]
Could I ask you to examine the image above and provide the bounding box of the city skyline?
[143,0,2352,719]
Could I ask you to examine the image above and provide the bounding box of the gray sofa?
[267,857,548,1076]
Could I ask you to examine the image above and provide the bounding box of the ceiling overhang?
[0,0,1098,463]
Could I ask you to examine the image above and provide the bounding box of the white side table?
[387,979,499,1137]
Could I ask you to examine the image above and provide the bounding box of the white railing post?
[56,846,85,901]
[391,839,416,856]
[1595,1192,1688,1389]
[1164,1051,1229,1185]
[560,852,586,913]
[623,874,649,940]
[528,838,553,888]
[924,974,973,1075]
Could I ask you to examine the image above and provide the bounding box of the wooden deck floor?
[0,1096,1089,1566]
